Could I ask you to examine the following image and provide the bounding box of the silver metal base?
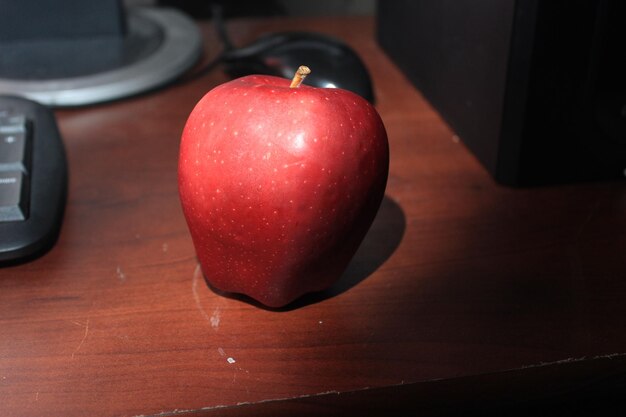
[0,8,202,107]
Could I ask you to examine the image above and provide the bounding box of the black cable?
[212,3,234,53]
[177,3,235,84]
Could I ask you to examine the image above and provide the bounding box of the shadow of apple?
[205,195,406,311]
[285,195,406,309]
[321,195,406,297]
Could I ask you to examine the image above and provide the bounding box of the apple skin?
[178,74,389,308]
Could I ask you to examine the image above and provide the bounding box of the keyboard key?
[0,131,27,166]
[0,171,27,222]
[0,114,27,133]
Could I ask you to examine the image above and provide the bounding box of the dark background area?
[148,0,375,18]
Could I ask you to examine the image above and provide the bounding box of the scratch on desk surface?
[192,264,212,324]
[71,319,90,359]
[518,352,626,370]
[210,306,221,329]
[130,389,347,417]
[116,266,126,282]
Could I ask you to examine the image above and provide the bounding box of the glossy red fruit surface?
[179,75,389,307]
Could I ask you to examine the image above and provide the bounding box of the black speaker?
[377,0,626,186]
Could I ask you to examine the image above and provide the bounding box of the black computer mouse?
[222,32,375,103]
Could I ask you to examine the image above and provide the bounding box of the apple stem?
[289,66,311,88]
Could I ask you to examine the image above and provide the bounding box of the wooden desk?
[2,16,626,417]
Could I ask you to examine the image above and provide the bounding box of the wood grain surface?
[1,16,626,417]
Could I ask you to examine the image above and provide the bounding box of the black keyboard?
[1,113,32,221]
[0,96,67,263]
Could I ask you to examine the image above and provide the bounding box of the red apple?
[178,68,389,307]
